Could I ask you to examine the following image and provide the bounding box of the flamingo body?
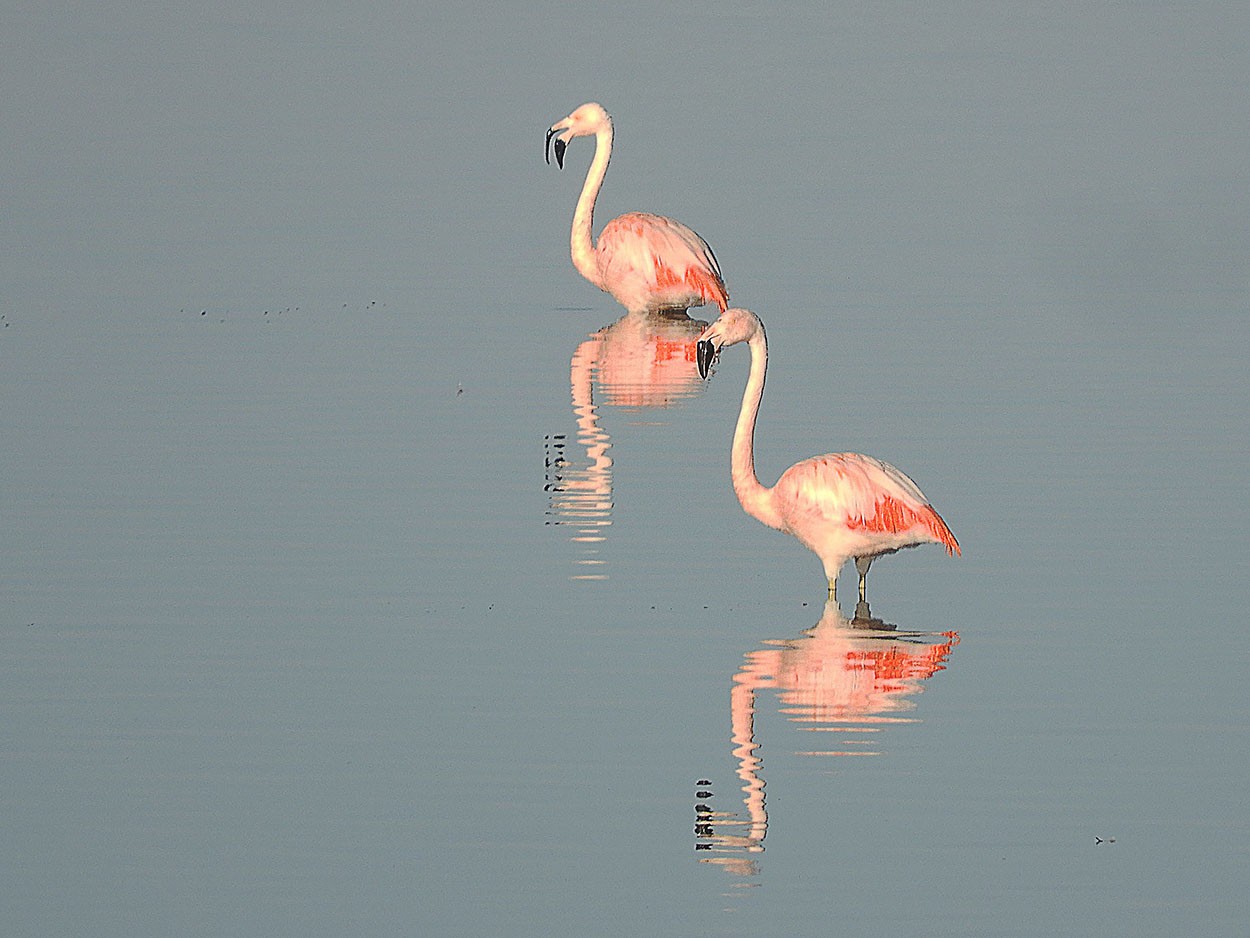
[770,452,959,575]
[546,103,728,316]
[698,308,959,602]
[596,211,728,314]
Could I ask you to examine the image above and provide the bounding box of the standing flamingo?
[545,102,728,316]
[696,308,959,603]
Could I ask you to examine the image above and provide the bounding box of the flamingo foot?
[851,600,893,630]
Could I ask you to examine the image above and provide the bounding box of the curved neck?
[732,330,781,528]
[570,122,612,288]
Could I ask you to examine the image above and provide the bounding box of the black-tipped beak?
[545,128,567,168]
[697,339,716,379]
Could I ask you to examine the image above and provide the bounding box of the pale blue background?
[3,3,1247,935]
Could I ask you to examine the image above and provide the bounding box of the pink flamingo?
[546,102,728,315]
[697,308,960,603]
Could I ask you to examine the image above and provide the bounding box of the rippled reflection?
[545,311,708,578]
[695,599,959,877]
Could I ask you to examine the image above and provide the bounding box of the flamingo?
[696,308,960,603]
[545,102,728,316]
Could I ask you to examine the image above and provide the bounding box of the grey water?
[3,3,1248,936]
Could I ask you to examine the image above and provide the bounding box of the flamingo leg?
[854,556,874,603]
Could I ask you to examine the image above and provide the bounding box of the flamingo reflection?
[545,311,708,578]
[696,600,959,876]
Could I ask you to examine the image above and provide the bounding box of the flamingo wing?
[597,212,728,312]
[778,454,960,555]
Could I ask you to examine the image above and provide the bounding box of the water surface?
[3,3,1249,936]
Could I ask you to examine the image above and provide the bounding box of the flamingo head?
[546,102,611,169]
[697,308,763,378]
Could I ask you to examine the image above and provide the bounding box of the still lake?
[3,3,1248,936]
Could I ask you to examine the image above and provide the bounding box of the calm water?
[4,3,1248,936]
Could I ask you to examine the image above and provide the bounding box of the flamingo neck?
[570,122,613,289]
[731,330,783,529]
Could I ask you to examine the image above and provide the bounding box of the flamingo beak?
[697,339,717,379]
[545,127,568,169]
